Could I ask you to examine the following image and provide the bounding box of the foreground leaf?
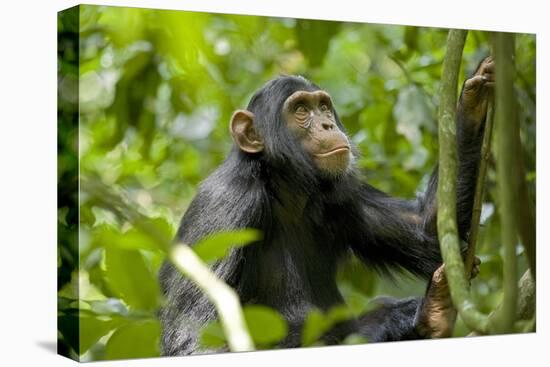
[199,305,287,349]
[302,305,356,346]
[243,305,287,345]
[105,320,160,359]
[199,321,226,349]
[103,247,160,311]
[192,229,261,263]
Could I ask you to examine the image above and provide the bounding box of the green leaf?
[326,305,356,322]
[93,217,173,252]
[105,320,160,360]
[342,333,369,345]
[296,19,341,67]
[103,247,160,311]
[58,271,106,301]
[301,309,326,346]
[301,305,355,346]
[243,305,287,345]
[77,315,126,355]
[336,255,377,296]
[199,305,287,350]
[199,321,227,349]
[58,207,69,226]
[393,84,435,145]
[144,217,175,247]
[193,229,261,263]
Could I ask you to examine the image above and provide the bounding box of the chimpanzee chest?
[252,224,345,309]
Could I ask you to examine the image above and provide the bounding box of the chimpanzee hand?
[415,257,481,338]
[459,56,495,129]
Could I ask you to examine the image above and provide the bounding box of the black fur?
[159,75,484,355]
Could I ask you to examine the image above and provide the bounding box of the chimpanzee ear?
[230,110,264,153]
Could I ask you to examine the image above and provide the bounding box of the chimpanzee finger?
[470,256,481,279]
[482,58,494,73]
[471,265,480,279]
[475,56,494,76]
[464,75,485,91]
[431,264,447,284]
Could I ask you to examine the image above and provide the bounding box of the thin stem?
[171,244,255,352]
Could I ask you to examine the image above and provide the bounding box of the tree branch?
[468,269,535,336]
[437,29,489,334]
[516,269,536,322]
[490,32,519,333]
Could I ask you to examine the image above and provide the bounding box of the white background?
[0,0,547,366]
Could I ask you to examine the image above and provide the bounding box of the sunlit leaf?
[93,216,173,252]
[105,320,161,359]
[58,271,106,301]
[199,305,287,349]
[301,309,326,346]
[193,229,262,263]
[103,247,160,311]
[81,316,124,354]
[243,305,287,345]
[199,321,226,349]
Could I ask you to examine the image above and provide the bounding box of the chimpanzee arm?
[354,261,479,341]
[356,297,424,342]
[350,57,494,279]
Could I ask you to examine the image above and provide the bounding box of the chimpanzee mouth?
[315,146,350,157]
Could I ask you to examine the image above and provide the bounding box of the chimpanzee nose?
[321,120,335,130]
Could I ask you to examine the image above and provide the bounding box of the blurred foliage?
[57,4,536,361]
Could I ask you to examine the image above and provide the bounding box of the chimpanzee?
[159,57,494,355]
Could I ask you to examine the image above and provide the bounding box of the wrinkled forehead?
[283,90,332,108]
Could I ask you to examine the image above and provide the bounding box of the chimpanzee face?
[229,79,352,177]
[282,90,351,175]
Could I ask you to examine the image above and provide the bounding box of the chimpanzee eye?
[295,104,308,114]
[320,103,333,116]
